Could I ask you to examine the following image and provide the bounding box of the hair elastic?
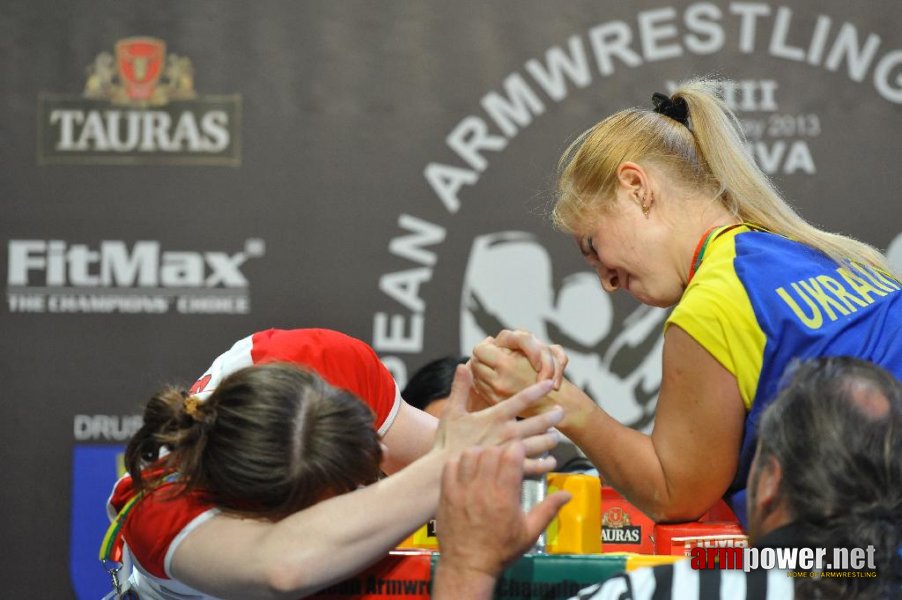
[652,92,689,126]
[184,395,201,420]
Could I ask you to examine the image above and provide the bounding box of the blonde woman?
[470,80,902,526]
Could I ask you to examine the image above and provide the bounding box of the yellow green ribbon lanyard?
[99,493,142,599]
[100,474,176,599]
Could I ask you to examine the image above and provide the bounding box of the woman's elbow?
[642,489,713,523]
[262,558,319,599]
[648,503,708,524]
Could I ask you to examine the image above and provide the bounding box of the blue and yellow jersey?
[666,224,902,523]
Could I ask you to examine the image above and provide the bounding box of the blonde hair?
[552,78,891,273]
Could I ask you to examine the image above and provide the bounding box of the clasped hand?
[469,329,568,410]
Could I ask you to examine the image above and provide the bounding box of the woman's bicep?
[651,325,746,520]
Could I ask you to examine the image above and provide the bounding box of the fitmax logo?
[8,239,263,288]
[6,239,264,314]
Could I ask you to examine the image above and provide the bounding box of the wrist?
[439,560,502,579]
[434,555,502,596]
[553,380,598,432]
[423,445,454,473]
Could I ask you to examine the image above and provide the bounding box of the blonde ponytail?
[672,79,890,272]
[554,78,893,274]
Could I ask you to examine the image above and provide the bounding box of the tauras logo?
[47,109,231,154]
[602,527,642,544]
[603,506,642,544]
[38,36,241,165]
[6,238,265,315]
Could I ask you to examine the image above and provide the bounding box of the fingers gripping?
[471,337,502,368]
[494,330,562,385]
[549,344,568,389]
[495,330,543,369]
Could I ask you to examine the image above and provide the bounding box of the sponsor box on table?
[601,486,747,556]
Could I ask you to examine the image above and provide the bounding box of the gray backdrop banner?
[2,1,901,597]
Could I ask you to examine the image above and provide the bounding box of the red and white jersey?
[107,475,222,599]
[189,328,401,435]
[105,328,402,598]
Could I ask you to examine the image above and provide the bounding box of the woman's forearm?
[552,381,701,522]
[172,450,447,600]
[471,328,744,524]
[261,450,446,596]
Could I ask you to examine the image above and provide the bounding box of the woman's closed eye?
[583,237,602,265]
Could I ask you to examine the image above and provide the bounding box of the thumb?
[524,491,572,540]
[444,364,473,417]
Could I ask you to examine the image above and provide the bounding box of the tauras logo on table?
[37,36,241,165]
[5,238,265,314]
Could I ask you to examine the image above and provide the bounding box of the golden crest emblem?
[603,506,631,528]
[83,37,196,106]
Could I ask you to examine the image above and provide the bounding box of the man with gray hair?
[433,356,902,599]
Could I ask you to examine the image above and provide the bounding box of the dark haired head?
[125,362,383,519]
[753,356,902,597]
[402,355,468,414]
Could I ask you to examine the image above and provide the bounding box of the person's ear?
[755,454,783,512]
[615,162,650,207]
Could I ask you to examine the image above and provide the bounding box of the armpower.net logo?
[37,37,241,165]
[690,545,879,578]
